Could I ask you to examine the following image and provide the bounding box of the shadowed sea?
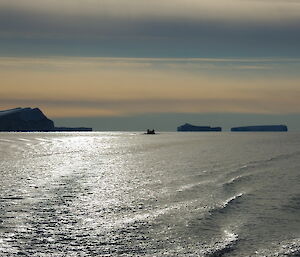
[0,132,299,256]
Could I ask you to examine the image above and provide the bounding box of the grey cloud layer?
[1,0,300,35]
[1,0,300,23]
[0,0,299,57]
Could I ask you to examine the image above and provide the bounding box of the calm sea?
[0,132,299,256]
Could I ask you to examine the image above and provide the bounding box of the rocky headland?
[0,107,92,132]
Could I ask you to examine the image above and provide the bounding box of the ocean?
[0,132,299,256]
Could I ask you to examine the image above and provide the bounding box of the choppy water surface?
[0,132,299,256]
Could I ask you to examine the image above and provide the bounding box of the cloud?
[1,56,299,68]
[1,1,299,58]
[0,0,299,41]
[1,0,300,23]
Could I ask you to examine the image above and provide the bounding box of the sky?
[0,0,299,130]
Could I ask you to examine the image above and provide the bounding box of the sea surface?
[0,132,299,256]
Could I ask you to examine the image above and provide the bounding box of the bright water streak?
[0,132,299,256]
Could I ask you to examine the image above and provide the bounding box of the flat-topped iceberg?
[231,125,288,132]
[177,123,222,132]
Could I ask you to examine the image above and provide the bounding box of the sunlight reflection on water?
[0,132,299,256]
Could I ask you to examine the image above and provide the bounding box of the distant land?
[0,108,290,133]
[231,125,288,132]
[52,113,298,132]
[0,107,92,132]
[177,123,222,132]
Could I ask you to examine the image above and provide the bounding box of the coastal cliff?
[0,107,92,132]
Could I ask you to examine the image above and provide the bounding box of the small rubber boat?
[145,129,155,134]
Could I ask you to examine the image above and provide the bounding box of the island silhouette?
[231,125,288,132]
[0,107,92,132]
[0,107,289,132]
[177,123,222,132]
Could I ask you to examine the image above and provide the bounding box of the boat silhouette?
[145,129,156,134]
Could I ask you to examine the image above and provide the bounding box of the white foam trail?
[222,193,244,208]
[176,180,213,192]
[228,175,243,184]
[199,230,239,256]
[254,238,300,256]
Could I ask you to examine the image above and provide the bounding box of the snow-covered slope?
[0,107,55,131]
[0,107,92,132]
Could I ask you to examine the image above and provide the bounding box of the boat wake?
[202,230,239,257]
[208,193,244,217]
[254,238,300,257]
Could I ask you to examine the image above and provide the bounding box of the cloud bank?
[1,0,300,24]
[0,0,299,57]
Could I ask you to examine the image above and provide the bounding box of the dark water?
[0,132,299,256]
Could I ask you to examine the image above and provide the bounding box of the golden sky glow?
[1,57,299,118]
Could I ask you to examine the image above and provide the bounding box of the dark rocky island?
[0,107,92,132]
[177,123,222,132]
[231,125,287,132]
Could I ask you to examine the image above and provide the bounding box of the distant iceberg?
[231,125,287,132]
[177,123,222,132]
[0,107,92,132]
